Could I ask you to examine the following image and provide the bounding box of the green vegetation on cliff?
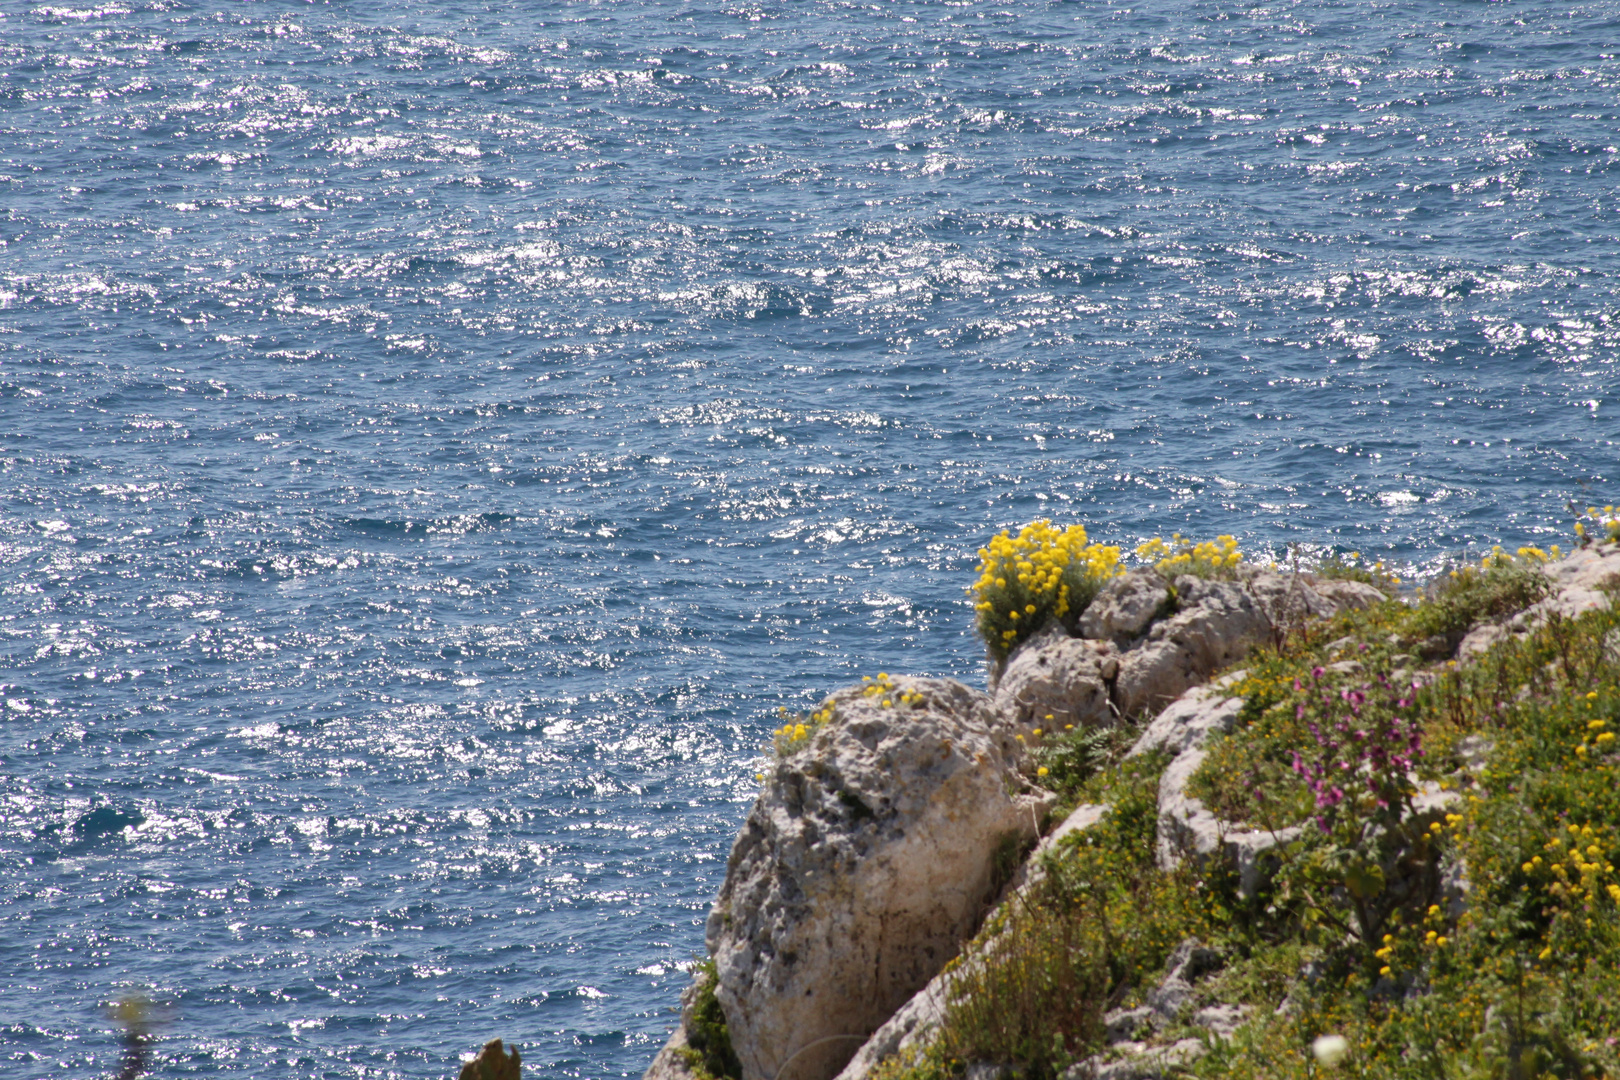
[877,537,1620,1080]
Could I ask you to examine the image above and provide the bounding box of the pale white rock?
[1126,681,1245,760]
[708,677,1053,1080]
[1457,623,1506,661]
[1039,803,1111,854]
[1448,544,1619,662]
[1193,1004,1252,1038]
[995,636,1121,730]
[1007,803,1112,893]
[642,1028,697,1080]
[1079,571,1171,645]
[991,621,1071,691]
[1153,747,1223,872]
[1068,1037,1206,1080]
[1074,941,1233,1080]
[1524,541,1620,622]
[1242,568,1341,626]
[1310,577,1391,612]
[1144,939,1221,1018]
[1128,681,1297,891]
[831,802,1113,1080]
[1226,826,1305,899]
[827,976,950,1080]
[1090,570,1384,720]
[1112,578,1271,718]
[1111,641,1201,726]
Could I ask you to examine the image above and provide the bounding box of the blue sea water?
[0,0,1617,1074]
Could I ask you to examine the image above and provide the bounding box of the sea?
[0,0,1616,1075]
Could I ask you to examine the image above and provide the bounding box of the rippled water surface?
[2,0,1617,1074]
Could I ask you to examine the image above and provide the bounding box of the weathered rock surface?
[707,677,1053,1080]
[1126,678,1246,761]
[1126,676,1303,889]
[1535,541,1620,619]
[995,636,1121,730]
[830,801,1113,1080]
[1454,542,1619,661]
[1112,577,1271,718]
[1079,571,1171,646]
[641,1031,695,1080]
[1309,577,1391,613]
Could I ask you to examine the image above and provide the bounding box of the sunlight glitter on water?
[1,0,1617,1074]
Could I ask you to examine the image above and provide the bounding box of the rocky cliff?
[644,540,1620,1080]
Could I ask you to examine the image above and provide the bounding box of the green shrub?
[929,754,1211,1080]
[1311,549,1401,593]
[1405,546,1552,646]
[1030,724,1117,810]
[681,960,742,1080]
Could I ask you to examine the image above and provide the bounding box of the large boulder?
[707,677,1053,1080]
[995,635,1121,730]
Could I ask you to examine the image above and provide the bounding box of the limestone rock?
[1127,681,1298,893]
[1151,747,1224,872]
[708,677,1053,1080]
[640,1031,696,1080]
[1126,680,1245,760]
[1446,544,1619,662]
[1193,1004,1251,1038]
[1144,939,1222,1018]
[1075,942,1234,1080]
[1226,825,1305,899]
[995,636,1121,731]
[1078,570,1386,721]
[1072,1039,1206,1080]
[832,802,1113,1080]
[827,974,951,1080]
[1112,578,1271,719]
[1241,569,1341,626]
[1457,623,1506,661]
[1524,541,1620,622]
[1079,571,1171,645]
[1310,577,1391,612]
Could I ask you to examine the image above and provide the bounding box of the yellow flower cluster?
[970,520,1121,661]
[1474,543,1561,570]
[1522,822,1618,912]
[1136,533,1242,580]
[1574,504,1620,545]
[772,701,836,756]
[1373,904,1452,977]
[860,673,926,709]
[1577,697,1616,758]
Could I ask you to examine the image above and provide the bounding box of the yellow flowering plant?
[970,520,1122,663]
[1136,532,1243,580]
[1573,504,1620,546]
[770,674,931,758]
[772,700,837,756]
